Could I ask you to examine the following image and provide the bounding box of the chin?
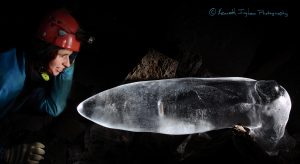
[51,71,60,76]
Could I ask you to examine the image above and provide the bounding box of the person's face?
[47,49,73,76]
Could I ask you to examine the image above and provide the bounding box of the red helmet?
[37,9,80,52]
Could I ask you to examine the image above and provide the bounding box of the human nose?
[63,56,71,67]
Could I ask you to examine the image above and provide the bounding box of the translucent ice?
[77,77,293,155]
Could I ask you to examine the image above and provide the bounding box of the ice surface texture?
[77,77,292,155]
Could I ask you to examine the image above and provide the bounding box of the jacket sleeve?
[26,64,75,117]
[0,48,26,119]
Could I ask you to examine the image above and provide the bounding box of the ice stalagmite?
[77,77,293,155]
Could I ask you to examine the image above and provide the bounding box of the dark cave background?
[1,0,299,163]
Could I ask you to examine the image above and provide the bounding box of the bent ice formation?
[77,77,293,155]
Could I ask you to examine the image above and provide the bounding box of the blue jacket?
[0,48,75,163]
[0,48,74,119]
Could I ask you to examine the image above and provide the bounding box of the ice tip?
[77,101,82,110]
[76,95,100,120]
[76,101,84,115]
